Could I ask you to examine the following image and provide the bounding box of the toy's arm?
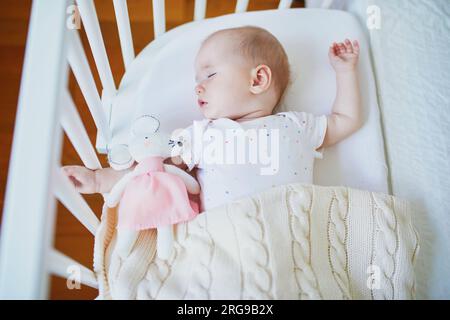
[104,170,141,207]
[163,164,200,195]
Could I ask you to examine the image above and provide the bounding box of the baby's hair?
[202,26,291,109]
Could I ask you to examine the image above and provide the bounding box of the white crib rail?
[61,90,102,170]
[152,0,166,38]
[48,249,98,289]
[67,30,112,146]
[194,0,207,21]
[76,0,116,99]
[278,0,294,9]
[53,169,100,236]
[113,0,135,69]
[0,0,69,299]
[0,0,103,299]
[306,0,335,8]
[0,0,336,299]
[235,0,250,13]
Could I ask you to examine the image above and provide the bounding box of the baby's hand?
[61,165,98,194]
[329,39,360,73]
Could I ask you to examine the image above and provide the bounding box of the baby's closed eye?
[195,72,216,84]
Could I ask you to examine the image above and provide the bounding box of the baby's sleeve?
[281,111,328,158]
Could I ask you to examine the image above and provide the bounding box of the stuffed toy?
[105,115,200,260]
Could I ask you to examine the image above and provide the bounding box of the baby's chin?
[201,107,221,120]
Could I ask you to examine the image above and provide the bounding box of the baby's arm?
[164,155,188,171]
[320,39,363,149]
[163,164,200,194]
[62,164,135,194]
[62,156,194,194]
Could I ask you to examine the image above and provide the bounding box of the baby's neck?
[235,109,273,122]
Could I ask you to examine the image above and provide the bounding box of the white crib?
[0,0,341,300]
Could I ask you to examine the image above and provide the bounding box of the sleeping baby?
[62,26,362,212]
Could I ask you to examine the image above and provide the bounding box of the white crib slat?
[152,0,166,38]
[194,0,207,20]
[67,30,112,146]
[321,0,334,8]
[305,0,335,8]
[278,0,293,9]
[61,90,102,170]
[113,0,135,70]
[48,249,98,289]
[54,167,100,235]
[235,0,249,13]
[0,0,69,299]
[76,0,116,98]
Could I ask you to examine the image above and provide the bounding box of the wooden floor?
[0,0,304,299]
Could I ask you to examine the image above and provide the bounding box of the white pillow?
[108,8,388,193]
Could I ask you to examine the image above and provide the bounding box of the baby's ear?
[249,64,272,94]
[131,115,160,136]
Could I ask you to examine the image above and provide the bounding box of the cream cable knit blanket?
[93,183,419,300]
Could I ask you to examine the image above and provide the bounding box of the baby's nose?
[195,84,203,95]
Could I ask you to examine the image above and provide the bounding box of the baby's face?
[194,37,255,120]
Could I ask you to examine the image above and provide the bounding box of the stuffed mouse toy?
[105,115,200,260]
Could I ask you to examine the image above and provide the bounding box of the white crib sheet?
[108,8,389,194]
[346,0,450,299]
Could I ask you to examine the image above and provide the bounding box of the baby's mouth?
[198,99,208,108]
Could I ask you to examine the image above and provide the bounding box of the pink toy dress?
[117,156,199,230]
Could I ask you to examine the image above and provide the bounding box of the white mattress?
[108,8,389,196]
[346,0,450,299]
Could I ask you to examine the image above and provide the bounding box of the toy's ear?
[131,115,160,137]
